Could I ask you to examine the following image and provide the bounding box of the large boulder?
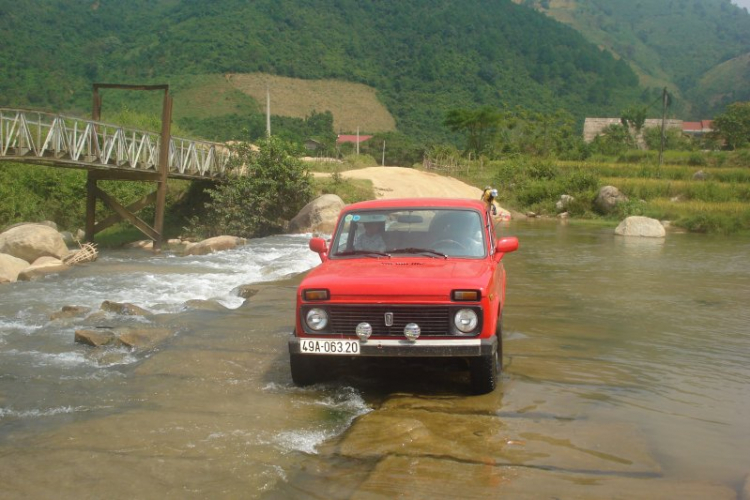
[183,235,246,256]
[287,194,345,235]
[595,186,629,214]
[615,216,666,238]
[0,224,69,262]
[0,253,30,283]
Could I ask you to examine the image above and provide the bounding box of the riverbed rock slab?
[351,456,735,500]
[116,327,173,348]
[183,235,246,256]
[594,185,628,214]
[336,408,661,474]
[0,253,29,282]
[0,224,69,262]
[100,300,151,317]
[74,329,117,347]
[287,194,345,235]
[615,216,666,238]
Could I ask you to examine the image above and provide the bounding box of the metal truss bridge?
[0,108,231,180]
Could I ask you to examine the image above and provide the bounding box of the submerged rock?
[183,235,246,256]
[75,329,117,347]
[75,326,173,349]
[116,327,173,348]
[50,305,92,321]
[232,284,260,299]
[100,300,151,317]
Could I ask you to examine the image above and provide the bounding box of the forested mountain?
[1,0,747,142]
[517,0,750,118]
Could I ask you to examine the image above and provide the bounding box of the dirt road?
[336,166,509,215]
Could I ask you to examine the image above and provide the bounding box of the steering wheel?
[431,239,467,252]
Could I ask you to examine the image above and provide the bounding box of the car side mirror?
[493,237,518,262]
[309,237,329,262]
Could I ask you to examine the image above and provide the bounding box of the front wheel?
[469,340,501,395]
[290,354,320,386]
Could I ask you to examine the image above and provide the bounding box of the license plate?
[300,339,360,356]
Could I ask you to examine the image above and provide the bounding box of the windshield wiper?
[389,247,447,259]
[334,249,391,258]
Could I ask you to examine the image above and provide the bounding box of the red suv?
[289,197,518,394]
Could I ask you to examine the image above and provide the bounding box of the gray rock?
[287,194,345,235]
[0,224,69,262]
[555,194,575,212]
[693,170,709,181]
[183,235,246,256]
[615,216,666,238]
[595,186,629,214]
[0,253,30,283]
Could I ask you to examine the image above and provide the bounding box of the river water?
[0,223,748,498]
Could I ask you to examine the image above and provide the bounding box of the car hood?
[301,258,495,301]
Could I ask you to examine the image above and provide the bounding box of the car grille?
[329,305,451,336]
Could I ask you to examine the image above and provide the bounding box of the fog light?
[404,323,421,341]
[356,322,372,341]
[305,308,328,331]
[454,308,478,333]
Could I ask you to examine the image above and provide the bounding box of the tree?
[191,137,312,238]
[444,107,503,156]
[620,105,648,148]
[712,101,750,150]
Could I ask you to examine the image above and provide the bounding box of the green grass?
[447,151,750,234]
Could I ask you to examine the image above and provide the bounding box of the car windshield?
[331,208,486,259]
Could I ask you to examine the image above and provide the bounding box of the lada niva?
[289,197,518,394]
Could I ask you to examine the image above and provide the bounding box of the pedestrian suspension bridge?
[0,84,235,250]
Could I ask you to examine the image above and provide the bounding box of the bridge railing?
[0,108,232,179]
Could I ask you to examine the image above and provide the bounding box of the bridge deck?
[0,108,231,180]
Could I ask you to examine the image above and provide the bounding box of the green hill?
[0,0,641,142]
[518,0,750,118]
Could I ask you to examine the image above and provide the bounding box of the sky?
[731,0,750,10]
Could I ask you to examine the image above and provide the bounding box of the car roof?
[344,198,486,212]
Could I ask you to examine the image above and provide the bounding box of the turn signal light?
[303,289,330,301]
[452,290,480,301]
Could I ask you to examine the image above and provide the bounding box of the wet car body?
[289,197,518,394]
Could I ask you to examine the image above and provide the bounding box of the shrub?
[187,137,312,238]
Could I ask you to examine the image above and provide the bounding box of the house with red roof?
[682,120,713,137]
[336,134,373,145]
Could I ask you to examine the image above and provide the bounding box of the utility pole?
[382,140,386,166]
[658,87,668,171]
[266,85,271,137]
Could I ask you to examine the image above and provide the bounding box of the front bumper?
[288,335,497,358]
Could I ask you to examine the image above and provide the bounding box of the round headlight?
[305,308,328,331]
[356,322,372,341]
[404,323,421,341]
[454,309,478,333]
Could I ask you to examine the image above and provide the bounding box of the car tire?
[469,346,499,395]
[290,354,319,386]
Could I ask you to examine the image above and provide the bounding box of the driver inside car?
[354,214,387,252]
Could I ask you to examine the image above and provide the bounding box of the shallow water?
[0,224,748,498]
